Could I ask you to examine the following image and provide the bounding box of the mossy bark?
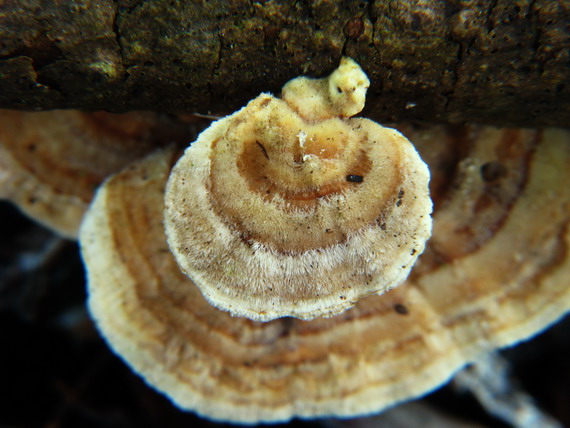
[0,0,568,127]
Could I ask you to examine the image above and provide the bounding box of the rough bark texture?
[0,0,568,127]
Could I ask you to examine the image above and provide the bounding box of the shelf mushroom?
[164,57,433,321]
[80,59,570,423]
[0,110,200,238]
[81,124,570,424]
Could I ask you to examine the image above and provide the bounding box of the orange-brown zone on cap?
[236,140,372,203]
[99,125,569,403]
[205,99,404,253]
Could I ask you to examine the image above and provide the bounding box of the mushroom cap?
[81,126,570,424]
[164,58,432,321]
[0,110,199,238]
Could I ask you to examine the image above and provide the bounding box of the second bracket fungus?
[81,125,570,424]
[164,58,433,321]
[0,110,201,238]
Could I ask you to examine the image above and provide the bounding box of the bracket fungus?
[164,57,433,321]
[77,58,570,424]
[80,123,570,423]
[0,110,200,238]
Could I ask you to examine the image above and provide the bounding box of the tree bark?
[0,0,568,127]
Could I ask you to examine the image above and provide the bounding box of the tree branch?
[0,0,568,127]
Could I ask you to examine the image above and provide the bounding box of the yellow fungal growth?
[282,57,370,120]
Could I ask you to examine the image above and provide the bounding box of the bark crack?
[111,1,125,68]
[485,0,499,33]
[443,39,471,113]
[213,28,223,78]
[367,0,379,56]
[527,0,544,76]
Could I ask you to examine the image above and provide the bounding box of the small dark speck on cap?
[480,161,507,182]
[346,174,363,183]
[394,303,409,315]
